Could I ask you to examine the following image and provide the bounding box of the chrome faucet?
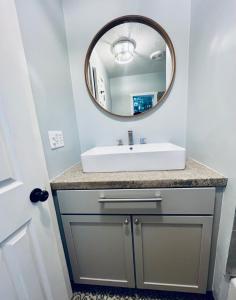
[128,130,134,145]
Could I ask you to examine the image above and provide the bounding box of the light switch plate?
[48,131,64,149]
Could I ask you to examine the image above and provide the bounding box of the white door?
[97,75,107,109]
[0,1,71,300]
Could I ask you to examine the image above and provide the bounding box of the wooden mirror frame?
[84,15,176,119]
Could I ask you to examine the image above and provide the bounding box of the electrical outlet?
[48,131,64,149]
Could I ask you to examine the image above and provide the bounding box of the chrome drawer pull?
[98,197,162,203]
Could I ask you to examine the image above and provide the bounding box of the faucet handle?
[140,137,147,144]
[117,139,123,146]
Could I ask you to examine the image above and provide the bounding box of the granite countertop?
[50,159,227,190]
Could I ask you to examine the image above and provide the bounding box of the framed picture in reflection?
[130,92,157,115]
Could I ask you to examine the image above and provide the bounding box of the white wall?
[63,0,191,151]
[110,72,165,116]
[187,0,236,299]
[15,0,81,179]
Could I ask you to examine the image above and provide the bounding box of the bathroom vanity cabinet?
[51,160,227,294]
[58,188,214,293]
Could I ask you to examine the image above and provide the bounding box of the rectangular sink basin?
[81,143,186,173]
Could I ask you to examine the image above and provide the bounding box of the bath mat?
[72,285,214,300]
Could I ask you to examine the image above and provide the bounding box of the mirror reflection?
[86,18,175,117]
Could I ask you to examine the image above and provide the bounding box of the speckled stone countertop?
[50,159,227,190]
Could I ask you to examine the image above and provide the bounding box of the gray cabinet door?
[62,215,135,287]
[133,216,213,293]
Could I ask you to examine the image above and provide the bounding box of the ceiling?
[92,22,167,78]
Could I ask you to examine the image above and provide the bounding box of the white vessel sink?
[81,143,186,173]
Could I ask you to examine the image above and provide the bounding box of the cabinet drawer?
[57,188,215,215]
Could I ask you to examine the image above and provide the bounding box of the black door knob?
[30,188,49,203]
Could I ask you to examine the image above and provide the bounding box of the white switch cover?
[48,131,64,149]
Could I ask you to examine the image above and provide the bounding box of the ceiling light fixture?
[111,38,136,64]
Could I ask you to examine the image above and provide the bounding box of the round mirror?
[85,15,176,118]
